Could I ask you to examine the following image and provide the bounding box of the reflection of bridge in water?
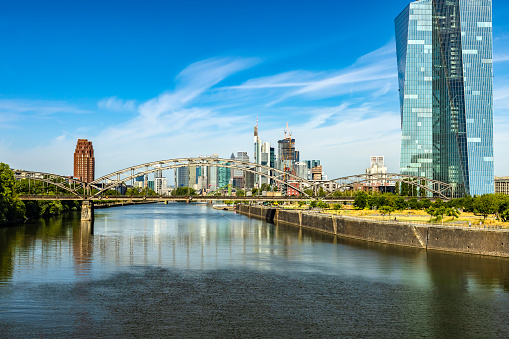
[13,157,453,220]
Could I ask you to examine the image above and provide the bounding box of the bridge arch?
[314,173,453,199]
[89,157,313,197]
[12,170,86,196]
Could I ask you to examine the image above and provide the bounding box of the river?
[1,203,508,337]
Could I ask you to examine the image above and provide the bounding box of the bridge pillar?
[81,200,94,221]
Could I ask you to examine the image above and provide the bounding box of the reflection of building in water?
[72,221,94,277]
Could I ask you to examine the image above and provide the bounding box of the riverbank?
[236,204,509,258]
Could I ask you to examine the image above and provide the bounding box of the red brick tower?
[74,139,95,183]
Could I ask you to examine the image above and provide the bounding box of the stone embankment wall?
[236,204,509,258]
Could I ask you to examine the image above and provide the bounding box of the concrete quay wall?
[236,204,509,258]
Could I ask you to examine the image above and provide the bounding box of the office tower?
[208,166,218,191]
[311,166,323,181]
[232,151,249,189]
[294,162,308,179]
[189,165,197,189]
[175,167,189,188]
[260,142,271,185]
[217,166,231,190]
[270,147,276,185]
[73,139,95,183]
[253,121,272,187]
[395,0,494,196]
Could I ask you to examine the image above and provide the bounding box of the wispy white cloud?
[138,57,261,119]
[217,42,397,107]
[98,97,136,112]
[493,54,509,63]
[0,99,90,116]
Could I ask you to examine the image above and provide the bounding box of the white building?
[155,177,168,195]
[366,156,387,175]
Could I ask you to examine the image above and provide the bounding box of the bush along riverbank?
[0,163,81,226]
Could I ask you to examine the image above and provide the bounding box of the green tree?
[317,201,329,209]
[393,197,407,211]
[0,163,26,223]
[501,209,509,223]
[260,183,269,192]
[400,181,409,196]
[421,199,432,209]
[473,194,498,220]
[407,198,421,210]
[379,205,396,216]
[318,187,327,197]
[426,205,458,223]
[309,200,317,208]
[236,190,245,197]
[354,191,369,209]
[461,196,474,212]
[332,203,342,211]
[332,190,343,197]
[171,187,196,196]
[252,187,258,195]
[304,189,314,197]
[499,199,509,222]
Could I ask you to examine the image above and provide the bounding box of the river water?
[1,203,509,337]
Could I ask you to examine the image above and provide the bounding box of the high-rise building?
[73,139,95,183]
[233,151,249,189]
[311,166,323,181]
[395,0,494,196]
[174,167,189,188]
[253,120,271,187]
[217,166,231,190]
[294,162,308,179]
[189,165,197,189]
[366,156,387,175]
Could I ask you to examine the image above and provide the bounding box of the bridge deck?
[18,195,443,202]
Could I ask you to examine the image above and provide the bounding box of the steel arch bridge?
[312,173,453,199]
[13,159,454,200]
[88,157,314,197]
[12,170,86,196]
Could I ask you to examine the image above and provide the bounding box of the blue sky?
[1,0,509,179]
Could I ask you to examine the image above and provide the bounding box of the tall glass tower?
[395,0,494,197]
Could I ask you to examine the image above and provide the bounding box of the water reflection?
[0,204,508,336]
[1,205,509,292]
[72,221,94,278]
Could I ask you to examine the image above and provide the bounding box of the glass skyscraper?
[395,0,494,197]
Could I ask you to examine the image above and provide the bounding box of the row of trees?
[353,191,509,221]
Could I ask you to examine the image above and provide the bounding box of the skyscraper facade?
[395,0,494,196]
[73,139,95,183]
[174,167,189,188]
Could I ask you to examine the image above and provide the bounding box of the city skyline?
[1,0,509,179]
